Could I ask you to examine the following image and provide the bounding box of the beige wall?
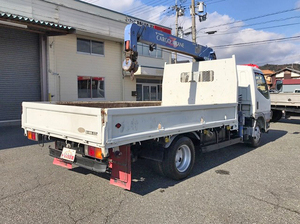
[48,34,169,102]
[122,77,137,101]
[48,34,124,101]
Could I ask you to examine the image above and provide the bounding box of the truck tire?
[271,110,282,122]
[248,124,261,148]
[162,136,195,180]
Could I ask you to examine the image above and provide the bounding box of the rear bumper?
[49,147,107,173]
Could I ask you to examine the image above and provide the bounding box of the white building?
[0,0,171,125]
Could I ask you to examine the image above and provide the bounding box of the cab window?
[255,73,269,99]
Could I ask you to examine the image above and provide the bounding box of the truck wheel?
[162,136,195,180]
[271,110,282,122]
[248,124,261,148]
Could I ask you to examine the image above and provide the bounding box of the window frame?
[255,73,270,99]
[137,43,163,59]
[77,76,105,100]
[77,38,105,56]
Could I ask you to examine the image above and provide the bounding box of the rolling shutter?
[0,27,40,122]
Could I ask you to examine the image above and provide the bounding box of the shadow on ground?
[70,129,287,195]
[278,117,300,125]
[0,126,38,150]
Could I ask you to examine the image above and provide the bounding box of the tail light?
[125,40,130,51]
[84,146,103,160]
[27,131,40,141]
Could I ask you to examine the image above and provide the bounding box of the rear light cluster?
[27,131,40,141]
[84,145,103,160]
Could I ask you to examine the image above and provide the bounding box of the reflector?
[88,146,95,157]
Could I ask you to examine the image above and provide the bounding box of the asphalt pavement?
[0,118,299,224]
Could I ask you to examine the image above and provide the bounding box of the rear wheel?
[162,136,195,180]
[271,110,282,122]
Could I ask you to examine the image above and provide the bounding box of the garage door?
[0,27,41,122]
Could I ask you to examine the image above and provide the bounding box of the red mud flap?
[109,145,131,190]
[53,158,73,169]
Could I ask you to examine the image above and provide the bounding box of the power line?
[211,35,300,49]
[126,0,227,25]
[255,54,300,65]
[124,0,174,15]
[197,22,300,38]
[206,0,226,5]
[219,15,300,33]
[197,6,300,33]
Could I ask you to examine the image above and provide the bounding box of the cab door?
[254,72,271,120]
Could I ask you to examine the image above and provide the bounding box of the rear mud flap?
[109,145,131,190]
[53,158,72,169]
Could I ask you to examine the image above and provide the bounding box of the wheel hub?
[175,145,191,173]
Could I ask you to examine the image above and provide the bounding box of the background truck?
[270,79,300,122]
[270,93,300,122]
[22,24,271,190]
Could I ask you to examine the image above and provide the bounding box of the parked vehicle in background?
[270,79,300,122]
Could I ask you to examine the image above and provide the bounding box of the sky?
[81,0,300,66]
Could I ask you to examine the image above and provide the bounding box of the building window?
[136,79,162,101]
[137,43,162,58]
[77,38,104,55]
[78,76,105,99]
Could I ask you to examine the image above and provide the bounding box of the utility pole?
[175,1,179,63]
[174,0,185,63]
[191,0,196,43]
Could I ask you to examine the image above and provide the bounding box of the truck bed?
[270,93,300,107]
[57,101,161,108]
[22,101,238,157]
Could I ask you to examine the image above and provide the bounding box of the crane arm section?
[122,23,216,74]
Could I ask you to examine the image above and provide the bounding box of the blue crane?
[122,23,216,74]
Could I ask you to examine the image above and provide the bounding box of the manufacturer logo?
[86,130,98,135]
[156,32,184,48]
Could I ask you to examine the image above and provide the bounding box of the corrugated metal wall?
[0,27,41,122]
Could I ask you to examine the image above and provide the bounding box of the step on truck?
[22,24,271,190]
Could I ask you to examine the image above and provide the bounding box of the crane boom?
[122,23,216,74]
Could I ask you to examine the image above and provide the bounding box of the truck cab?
[237,65,271,145]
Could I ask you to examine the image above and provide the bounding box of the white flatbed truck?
[22,24,271,190]
[270,93,300,122]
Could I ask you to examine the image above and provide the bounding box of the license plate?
[60,147,76,162]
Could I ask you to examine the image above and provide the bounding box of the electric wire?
[211,35,300,49]
[197,22,300,38]
[255,54,300,65]
[197,6,300,33]
[213,15,300,33]
[124,0,174,15]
